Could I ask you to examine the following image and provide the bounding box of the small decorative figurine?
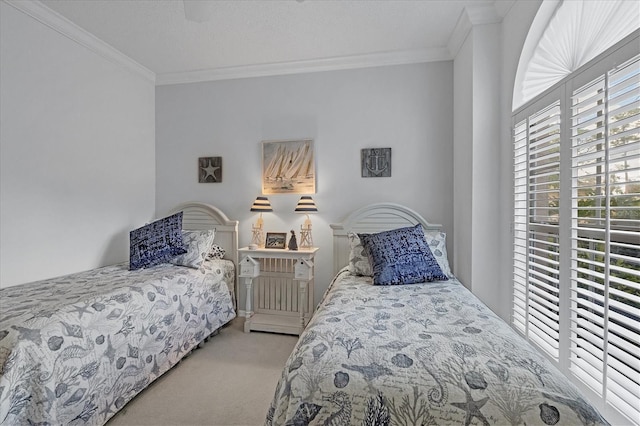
[288,230,298,251]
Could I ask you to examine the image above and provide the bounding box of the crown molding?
[156,48,452,86]
[447,2,504,58]
[5,0,510,87]
[493,0,516,18]
[5,0,155,83]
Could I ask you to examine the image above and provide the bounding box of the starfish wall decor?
[198,156,222,183]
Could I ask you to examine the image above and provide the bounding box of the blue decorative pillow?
[129,212,187,270]
[359,224,447,285]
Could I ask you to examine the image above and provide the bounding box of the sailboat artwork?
[262,139,316,194]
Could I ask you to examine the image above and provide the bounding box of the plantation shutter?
[570,54,640,421]
[513,119,528,334]
[512,101,562,360]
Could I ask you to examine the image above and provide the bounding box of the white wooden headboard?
[167,202,239,301]
[329,203,442,276]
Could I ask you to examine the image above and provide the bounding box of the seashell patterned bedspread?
[0,259,235,425]
[266,269,608,426]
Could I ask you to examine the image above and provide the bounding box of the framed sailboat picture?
[262,139,316,194]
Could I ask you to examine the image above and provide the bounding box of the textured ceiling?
[40,0,506,78]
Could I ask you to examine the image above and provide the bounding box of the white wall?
[156,63,454,308]
[470,23,502,312]
[0,0,539,325]
[452,22,502,315]
[453,33,473,288]
[0,2,156,288]
[453,3,541,320]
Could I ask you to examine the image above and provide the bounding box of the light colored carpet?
[107,317,298,426]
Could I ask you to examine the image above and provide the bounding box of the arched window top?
[513,0,639,110]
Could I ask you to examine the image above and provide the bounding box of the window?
[513,37,639,424]
[513,101,562,360]
[513,0,639,109]
[570,54,640,421]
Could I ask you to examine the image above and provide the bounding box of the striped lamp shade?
[294,196,318,213]
[250,196,273,212]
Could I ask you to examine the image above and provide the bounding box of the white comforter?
[267,269,608,425]
[0,259,235,425]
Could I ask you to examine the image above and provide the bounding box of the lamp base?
[251,225,264,248]
[299,228,313,249]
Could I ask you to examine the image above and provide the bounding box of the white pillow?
[423,230,453,277]
[347,232,373,276]
[170,229,216,269]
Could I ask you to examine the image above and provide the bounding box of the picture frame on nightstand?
[265,232,286,249]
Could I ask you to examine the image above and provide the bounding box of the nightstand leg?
[298,280,307,333]
[244,277,253,333]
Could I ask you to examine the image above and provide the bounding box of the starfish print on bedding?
[287,402,322,426]
[135,325,149,338]
[450,391,490,426]
[98,400,116,419]
[173,345,184,358]
[36,386,56,413]
[71,303,92,319]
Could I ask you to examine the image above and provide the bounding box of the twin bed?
[0,202,238,425]
[266,203,608,426]
[0,201,609,426]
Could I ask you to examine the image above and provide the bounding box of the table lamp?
[294,196,317,249]
[250,196,272,248]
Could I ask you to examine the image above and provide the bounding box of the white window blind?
[512,102,562,360]
[513,120,528,334]
[570,54,640,422]
[513,35,639,425]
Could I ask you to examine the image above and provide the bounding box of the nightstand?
[238,247,318,335]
